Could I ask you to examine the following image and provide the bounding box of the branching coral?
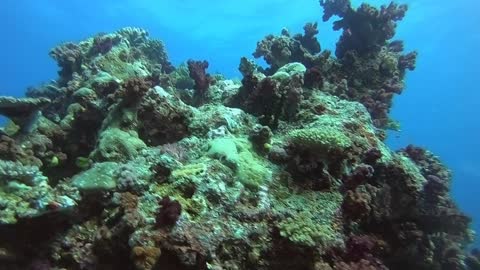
[249,1,417,129]
[49,42,83,81]
[252,26,320,74]
[118,77,152,107]
[231,63,307,128]
[187,59,213,104]
[321,0,408,58]
[155,196,182,227]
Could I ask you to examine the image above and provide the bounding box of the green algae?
[72,162,118,192]
[206,137,272,190]
[207,138,239,169]
[91,128,146,162]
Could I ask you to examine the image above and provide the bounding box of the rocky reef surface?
[0,1,477,269]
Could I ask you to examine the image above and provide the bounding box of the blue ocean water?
[0,0,478,248]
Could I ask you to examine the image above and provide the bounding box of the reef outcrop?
[0,2,474,270]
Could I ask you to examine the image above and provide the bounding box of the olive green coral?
[288,126,351,151]
[279,212,338,247]
[275,190,343,248]
[207,137,271,190]
[72,162,118,192]
[91,128,147,162]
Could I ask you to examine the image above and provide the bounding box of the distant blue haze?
[1,0,479,247]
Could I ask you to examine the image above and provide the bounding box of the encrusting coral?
[0,1,475,269]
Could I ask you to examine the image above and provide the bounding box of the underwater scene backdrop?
[0,0,479,269]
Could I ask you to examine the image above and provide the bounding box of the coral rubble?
[0,2,475,270]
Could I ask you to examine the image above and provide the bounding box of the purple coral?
[253,29,318,74]
[91,34,118,55]
[321,0,409,58]
[363,148,382,164]
[321,0,352,21]
[399,51,418,71]
[293,22,321,54]
[155,196,182,227]
[187,59,213,99]
[343,164,374,190]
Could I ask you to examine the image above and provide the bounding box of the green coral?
[236,149,271,190]
[207,138,239,169]
[272,62,306,81]
[288,126,351,152]
[0,160,75,224]
[279,212,338,247]
[73,87,97,102]
[0,160,47,186]
[273,187,343,248]
[94,40,150,79]
[91,128,146,162]
[207,137,271,190]
[75,157,91,169]
[72,162,118,192]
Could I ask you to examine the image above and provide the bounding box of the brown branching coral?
[293,22,321,55]
[342,189,372,220]
[187,59,213,104]
[131,246,162,270]
[321,0,408,58]
[90,34,120,55]
[232,72,305,128]
[250,0,418,129]
[253,26,320,74]
[155,197,182,227]
[49,42,83,81]
[118,77,152,106]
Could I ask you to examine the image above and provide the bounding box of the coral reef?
[249,0,418,128]
[0,2,475,269]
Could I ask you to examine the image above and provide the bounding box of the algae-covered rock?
[91,128,147,162]
[72,162,118,192]
[207,137,272,190]
[270,71,290,81]
[0,160,77,224]
[207,138,239,169]
[73,87,97,103]
[189,105,253,137]
[236,148,272,190]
